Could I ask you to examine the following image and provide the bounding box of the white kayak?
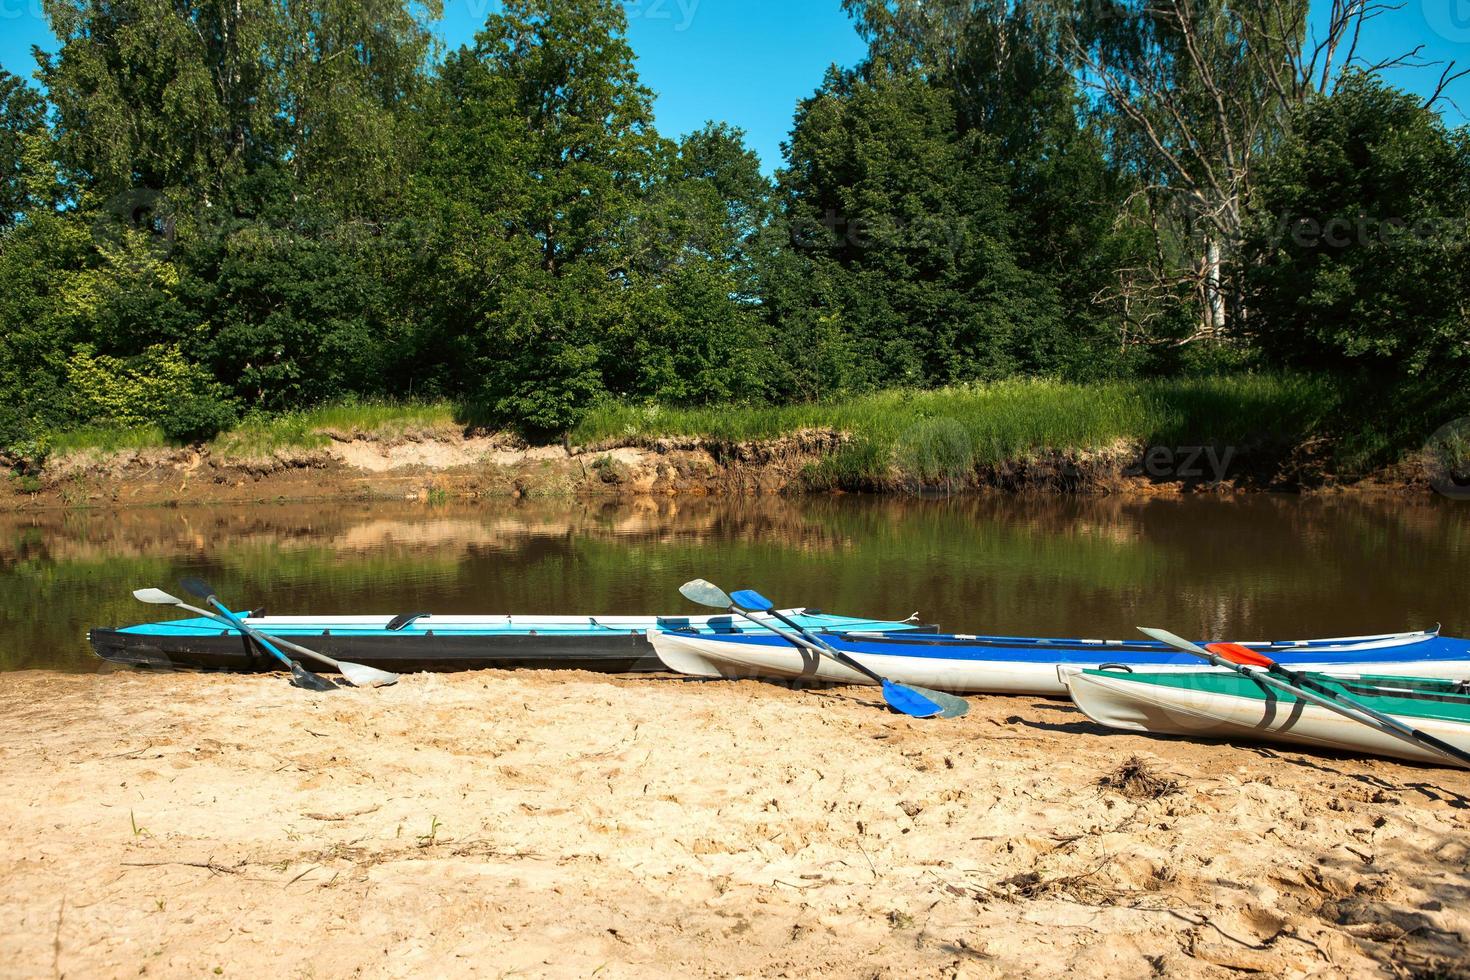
[649,627,1470,696]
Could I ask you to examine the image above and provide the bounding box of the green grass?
[43,401,461,458]
[208,401,459,456]
[47,425,169,454]
[36,377,1350,484]
[571,374,1343,481]
[293,401,458,436]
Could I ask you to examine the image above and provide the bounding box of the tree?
[1245,74,1470,379]
[274,0,441,215]
[41,0,268,205]
[615,126,774,404]
[0,71,48,228]
[831,1,1139,372]
[661,123,772,300]
[0,213,98,450]
[416,0,662,433]
[771,66,1067,392]
[40,0,438,213]
[195,175,403,408]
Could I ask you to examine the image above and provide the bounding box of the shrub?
[159,392,239,444]
[66,344,218,427]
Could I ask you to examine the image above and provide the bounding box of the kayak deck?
[91,610,932,675]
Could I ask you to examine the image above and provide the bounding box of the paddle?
[1141,627,1470,768]
[134,585,391,689]
[731,588,970,720]
[677,580,964,720]
[169,579,399,687]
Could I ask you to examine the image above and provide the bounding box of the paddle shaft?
[1264,662,1470,768]
[722,609,884,681]
[728,596,969,718]
[186,597,342,673]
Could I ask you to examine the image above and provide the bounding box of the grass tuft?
[1097,756,1183,800]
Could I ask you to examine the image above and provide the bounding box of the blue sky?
[2,0,1465,173]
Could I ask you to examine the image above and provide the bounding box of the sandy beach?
[2,668,1469,978]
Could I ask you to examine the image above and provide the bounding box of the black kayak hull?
[89,627,665,674]
[88,624,942,675]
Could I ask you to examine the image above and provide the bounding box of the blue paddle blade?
[881,680,944,719]
[730,589,775,612]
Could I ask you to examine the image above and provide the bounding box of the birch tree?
[1057,0,1466,343]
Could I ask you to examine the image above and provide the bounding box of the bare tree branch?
[1424,61,1470,112]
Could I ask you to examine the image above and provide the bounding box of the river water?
[3,495,1467,672]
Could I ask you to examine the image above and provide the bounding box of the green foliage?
[159,391,239,443]
[199,193,403,408]
[768,65,1079,396]
[9,473,42,494]
[1246,75,1470,378]
[65,343,221,428]
[408,0,775,435]
[0,71,48,227]
[0,0,1462,471]
[39,0,438,209]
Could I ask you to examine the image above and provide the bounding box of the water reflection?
[2,495,1467,672]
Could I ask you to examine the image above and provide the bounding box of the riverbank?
[2,668,1468,977]
[1,376,1448,509]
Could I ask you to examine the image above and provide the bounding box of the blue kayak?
[89,609,931,675]
[650,626,1470,695]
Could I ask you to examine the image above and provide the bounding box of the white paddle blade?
[679,579,732,609]
[133,588,183,606]
[338,662,400,688]
[1138,627,1212,658]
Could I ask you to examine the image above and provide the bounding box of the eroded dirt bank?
[1,669,1467,978]
[0,426,1432,511]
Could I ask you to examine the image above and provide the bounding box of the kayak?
[648,627,1470,695]
[1065,668,1470,765]
[90,610,931,675]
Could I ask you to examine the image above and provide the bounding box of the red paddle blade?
[1205,642,1275,668]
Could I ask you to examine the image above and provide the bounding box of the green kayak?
[1066,669,1470,765]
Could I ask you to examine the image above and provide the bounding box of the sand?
[2,668,1469,979]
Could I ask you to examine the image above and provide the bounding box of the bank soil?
[0,426,1432,510]
[2,669,1468,977]
[1,429,852,510]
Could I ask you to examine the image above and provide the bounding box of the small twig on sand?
[51,897,63,980]
[285,864,320,887]
[102,745,154,760]
[304,805,381,821]
[121,860,242,876]
[854,838,878,881]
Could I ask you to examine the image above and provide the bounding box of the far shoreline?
[0,427,1438,513]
